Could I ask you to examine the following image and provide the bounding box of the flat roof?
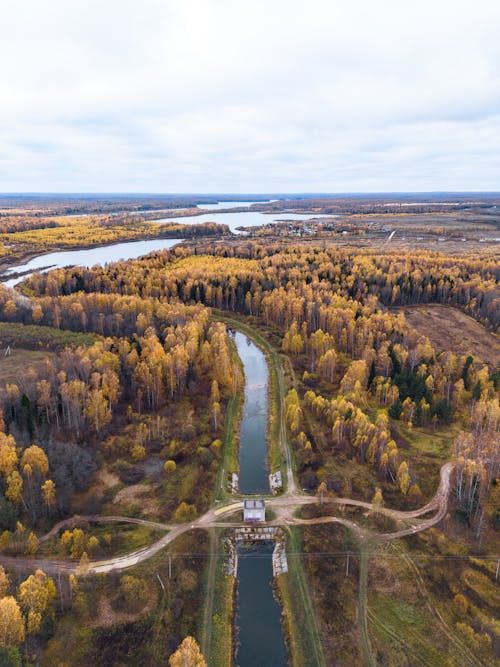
[244,499,265,509]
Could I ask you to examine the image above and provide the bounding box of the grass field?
[0,347,55,383]
[397,304,500,366]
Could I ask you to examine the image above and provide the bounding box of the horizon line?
[1,190,500,197]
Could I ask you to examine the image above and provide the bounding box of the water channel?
[232,332,287,667]
[234,331,269,495]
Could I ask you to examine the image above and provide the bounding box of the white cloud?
[1,0,499,191]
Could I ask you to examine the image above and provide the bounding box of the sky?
[1,0,500,193]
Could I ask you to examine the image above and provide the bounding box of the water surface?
[233,332,287,666]
[199,200,274,210]
[233,331,269,494]
[236,542,288,667]
[2,238,183,288]
[155,209,328,233]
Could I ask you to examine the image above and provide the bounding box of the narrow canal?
[234,331,269,495]
[232,332,288,667]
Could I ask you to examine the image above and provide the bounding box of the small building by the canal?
[243,499,266,522]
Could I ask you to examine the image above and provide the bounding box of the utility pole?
[156,572,165,593]
[345,553,350,577]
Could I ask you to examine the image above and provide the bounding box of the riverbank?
[214,333,244,502]
[205,530,236,667]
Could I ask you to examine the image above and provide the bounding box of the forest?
[0,196,498,666]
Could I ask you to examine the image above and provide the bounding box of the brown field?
[397,304,500,366]
[0,348,54,383]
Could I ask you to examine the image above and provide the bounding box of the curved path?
[39,514,170,543]
[0,462,453,575]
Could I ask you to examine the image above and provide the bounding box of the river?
[1,238,183,289]
[1,205,329,289]
[233,332,288,667]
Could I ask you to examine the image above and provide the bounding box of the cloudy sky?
[1,0,500,193]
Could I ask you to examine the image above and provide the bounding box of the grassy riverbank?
[214,333,244,503]
[207,531,236,667]
[277,527,327,667]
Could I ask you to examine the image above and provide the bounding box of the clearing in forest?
[397,304,500,366]
[0,348,55,383]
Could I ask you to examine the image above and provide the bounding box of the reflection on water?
[236,542,288,667]
[233,332,287,665]
[233,331,270,494]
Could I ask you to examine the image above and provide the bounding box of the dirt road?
[0,463,453,575]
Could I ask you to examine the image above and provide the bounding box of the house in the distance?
[243,498,266,522]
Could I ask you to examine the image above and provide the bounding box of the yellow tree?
[20,446,49,477]
[164,460,176,474]
[41,479,56,509]
[5,471,23,505]
[85,388,111,433]
[0,596,25,648]
[27,532,39,555]
[31,303,44,324]
[169,636,207,667]
[318,349,337,382]
[317,481,327,506]
[0,433,18,478]
[397,461,411,495]
[0,565,10,597]
[18,569,56,635]
[372,487,384,516]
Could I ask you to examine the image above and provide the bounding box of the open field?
[0,347,55,383]
[396,304,500,366]
[0,321,98,350]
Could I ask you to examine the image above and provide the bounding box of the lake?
[155,209,328,233]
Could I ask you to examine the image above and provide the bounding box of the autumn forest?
[0,194,498,666]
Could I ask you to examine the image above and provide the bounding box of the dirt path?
[359,551,376,667]
[200,529,217,659]
[39,514,170,543]
[0,461,453,576]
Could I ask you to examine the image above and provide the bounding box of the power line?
[150,551,499,560]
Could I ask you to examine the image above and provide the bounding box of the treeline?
[1,242,498,522]
[20,244,499,330]
[0,300,235,437]
[0,216,60,234]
